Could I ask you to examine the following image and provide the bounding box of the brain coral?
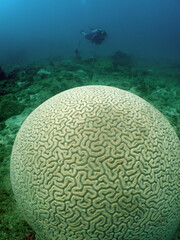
[10,85,180,240]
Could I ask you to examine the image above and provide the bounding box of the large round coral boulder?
[10,85,180,240]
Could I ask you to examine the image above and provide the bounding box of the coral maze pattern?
[10,86,180,240]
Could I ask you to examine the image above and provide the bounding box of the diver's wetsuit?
[83,29,107,44]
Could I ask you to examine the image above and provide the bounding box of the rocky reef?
[0,55,179,239]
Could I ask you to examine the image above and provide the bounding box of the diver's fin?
[81,31,87,36]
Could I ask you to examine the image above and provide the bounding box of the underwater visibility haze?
[0,0,180,239]
[0,0,180,64]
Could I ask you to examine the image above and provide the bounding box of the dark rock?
[0,99,25,122]
[0,122,5,131]
[0,144,6,162]
[7,68,21,80]
[0,66,6,80]
[112,50,132,69]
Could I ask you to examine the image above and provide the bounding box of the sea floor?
[0,56,179,239]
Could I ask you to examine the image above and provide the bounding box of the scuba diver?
[74,28,107,60]
[81,28,107,45]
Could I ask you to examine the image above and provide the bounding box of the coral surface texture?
[10,85,180,240]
